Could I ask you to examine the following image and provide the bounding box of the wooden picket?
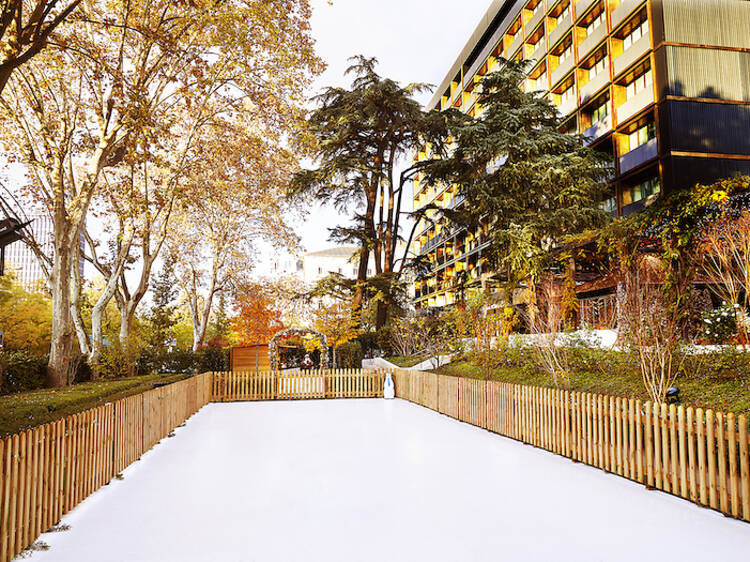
[211,369,386,402]
[0,373,212,562]
[3,367,750,562]
[389,372,750,524]
[437,375,459,418]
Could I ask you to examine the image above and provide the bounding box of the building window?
[625,68,652,99]
[601,196,617,214]
[627,121,656,151]
[556,2,571,21]
[622,177,660,206]
[591,99,609,123]
[318,267,322,274]
[585,11,605,37]
[560,83,575,104]
[558,43,573,64]
[531,72,547,91]
[623,18,649,50]
[589,56,606,79]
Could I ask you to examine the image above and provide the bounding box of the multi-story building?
[3,213,54,291]
[412,0,750,309]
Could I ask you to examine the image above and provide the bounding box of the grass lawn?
[435,358,750,416]
[0,373,190,437]
[384,355,425,368]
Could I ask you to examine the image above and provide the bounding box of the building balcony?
[619,137,657,174]
[527,7,545,33]
[582,114,612,143]
[530,40,547,63]
[611,0,645,31]
[613,32,650,77]
[507,33,523,58]
[575,0,597,16]
[556,96,578,117]
[551,56,575,86]
[616,86,654,124]
[448,194,466,209]
[578,24,607,59]
[549,13,573,47]
[579,67,609,103]
[451,85,462,104]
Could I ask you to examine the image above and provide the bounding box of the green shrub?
[136,347,229,375]
[0,350,47,394]
[357,331,380,357]
[336,341,363,368]
[698,304,738,344]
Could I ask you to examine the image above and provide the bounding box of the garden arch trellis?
[269,328,329,370]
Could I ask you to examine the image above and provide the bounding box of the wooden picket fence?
[3,366,749,562]
[211,369,387,402]
[391,369,750,522]
[0,374,212,562]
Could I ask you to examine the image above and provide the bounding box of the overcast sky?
[290,0,491,255]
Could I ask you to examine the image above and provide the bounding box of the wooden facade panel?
[656,46,750,102]
[657,0,750,50]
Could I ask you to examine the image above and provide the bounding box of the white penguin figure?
[383,372,395,399]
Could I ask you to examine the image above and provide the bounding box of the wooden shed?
[230,344,270,372]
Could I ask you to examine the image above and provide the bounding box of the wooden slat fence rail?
[211,369,387,402]
[0,373,212,562]
[391,369,750,523]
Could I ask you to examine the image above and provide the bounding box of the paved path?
[25,400,750,561]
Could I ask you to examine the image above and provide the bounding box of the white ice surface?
[24,400,750,562]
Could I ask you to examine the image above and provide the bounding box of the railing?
[0,374,213,562]
[211,369,387,402]
[391,369,750,523]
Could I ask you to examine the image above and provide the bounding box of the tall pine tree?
[146,257,178,351]
[291,56,451,329]
[422,58,612,295]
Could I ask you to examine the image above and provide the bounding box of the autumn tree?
[0,0,322,385]
[291,56,450,329]
[232,283,285,346]
[168,121,303,350]
[313,301,362,368]
[0,272,52,353]
[0,0,82,93]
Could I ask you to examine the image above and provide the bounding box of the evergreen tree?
[146,257,178,350]
[422,58,612,295]
[291,56,451,329]
[206,293,231,347]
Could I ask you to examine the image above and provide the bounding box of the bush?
[136,347,229,375]
[0,350,47,394]
[197,347,229,372]
[336,341,363,369]
[357,331,380,358]
[698,304,739,344]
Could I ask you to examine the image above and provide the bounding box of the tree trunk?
[375,301,387,331]
[352,187,377,312]
[47,243,76,387]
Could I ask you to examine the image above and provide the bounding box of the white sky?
[290,0,492,255]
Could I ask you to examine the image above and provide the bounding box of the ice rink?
[25,399,750,561]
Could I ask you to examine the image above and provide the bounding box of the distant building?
[3,213,84,291]
[301,246,373,286]
[4,213,53,291]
